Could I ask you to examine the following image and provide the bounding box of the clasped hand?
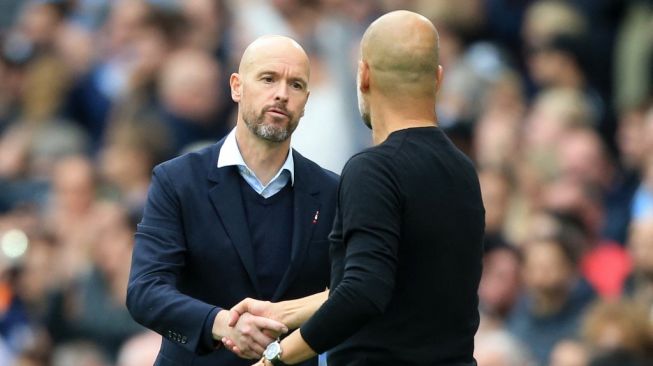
[222,298,284,359]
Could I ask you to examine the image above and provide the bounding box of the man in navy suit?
[126,35,338,366]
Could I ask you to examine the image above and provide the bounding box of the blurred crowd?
[0,0,652,366]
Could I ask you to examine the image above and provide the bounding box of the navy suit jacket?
[127,138,338,366]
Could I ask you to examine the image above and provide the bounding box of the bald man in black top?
[225,10,485,366]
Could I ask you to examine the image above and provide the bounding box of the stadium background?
[0,0,652,365]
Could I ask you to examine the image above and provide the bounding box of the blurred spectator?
[479,168,512,247]
[14,231,58,321]
[581,300,653,363]
[18,1,71,51]
[473,71,525,170]
[624,217,653,312]
[46,203,143,360]
[616,103,651,174]
[54,21,95,78]
[181,0,232,57]
[541,177,631,298]
[99,117,172,215]
[521,0,587,99]
[478,244,521,322]
[522,0,618,144]
[156,47,229,153]
[522,1,587,50]
[555,127,634,244]
[45,155,101,285]
[524,88,595,153]
[614,0,653,113]
[507,232,596,365]
[0,1,649,364]
[62,0,151,150]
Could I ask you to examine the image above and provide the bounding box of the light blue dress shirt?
[217,129,294,198]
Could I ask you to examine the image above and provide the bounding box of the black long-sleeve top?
[300,127,485,365]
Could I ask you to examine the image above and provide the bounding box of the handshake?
[213,290,327,361]
[214,297,287,360]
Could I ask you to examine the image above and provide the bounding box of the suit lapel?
[273,151,321,300]
[208,144,262,297]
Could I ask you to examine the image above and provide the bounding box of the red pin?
[312,210,319,224]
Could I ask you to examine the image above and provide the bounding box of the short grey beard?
[252,122,290,143]
[244,112,294,143]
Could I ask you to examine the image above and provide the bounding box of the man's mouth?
[266,107,288,118]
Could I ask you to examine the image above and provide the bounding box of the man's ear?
[230,73,242,102]
[299,90,310,118]
[358,60,370,93]
[435,65,444,97]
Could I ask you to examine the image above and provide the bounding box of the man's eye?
[292,82,304,90]
[262,76,273,83]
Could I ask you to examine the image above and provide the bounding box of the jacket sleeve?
[126,164,220,354]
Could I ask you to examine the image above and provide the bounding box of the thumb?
[228,309,241,327]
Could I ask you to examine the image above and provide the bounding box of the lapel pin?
[312,210,319,224]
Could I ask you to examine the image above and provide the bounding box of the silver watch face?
[263,341,281,359]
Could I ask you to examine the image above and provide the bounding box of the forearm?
[278,329,316,364]
[274,290,328,329]
[274,283,383,365]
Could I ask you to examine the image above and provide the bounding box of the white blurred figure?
[116,331,161,366]
[549,339,589,366]
[474,329,533,366]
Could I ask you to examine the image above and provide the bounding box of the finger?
[221,338,243,358]
[262,329,279,338]
[233,336,265,359]
[251,315,288,334]
[248,330,276,352]
[250,342,265,357]
[221,337,234,348]
[241,344,264,360]
[230,298,251,318]
[228,310,241,327]
[230,345,242,357]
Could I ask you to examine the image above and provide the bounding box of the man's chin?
[254,125,289,143]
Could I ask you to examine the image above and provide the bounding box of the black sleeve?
[300,153,401,353]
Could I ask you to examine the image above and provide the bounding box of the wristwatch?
[263,340,287,366]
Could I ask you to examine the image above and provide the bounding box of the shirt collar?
[217,128,295,185]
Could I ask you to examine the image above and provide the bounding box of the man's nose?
[274,83,289,102]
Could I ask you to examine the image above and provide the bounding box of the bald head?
[230,35,311,143]
[239,35,310,80]
[361,10,440,96]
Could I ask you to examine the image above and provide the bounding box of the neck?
[235,122,290,186]
[369,95,437,145]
